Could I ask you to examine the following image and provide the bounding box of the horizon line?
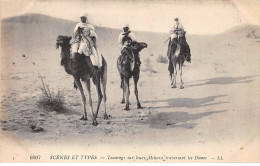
[2,13,260,35]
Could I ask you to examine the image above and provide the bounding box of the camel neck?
[61,44,71,58]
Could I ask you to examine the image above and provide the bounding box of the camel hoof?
[137,104,143,109]
[92,120,98,126]
[80,116,88,121]
[121,100,125,104]
[124,107,130,111]
[180,86,184,89]
[172,85,177,88]
[104,113,109,120]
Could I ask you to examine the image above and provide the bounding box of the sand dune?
[1,14,260,162]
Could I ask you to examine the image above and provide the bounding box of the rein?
[71,29,93,48]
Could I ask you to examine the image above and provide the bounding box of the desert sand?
[0,14,260,162]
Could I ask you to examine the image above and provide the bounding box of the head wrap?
[80,12,88,19]
[123,24,129,28]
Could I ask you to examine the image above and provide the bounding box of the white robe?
[169,22,184,40]
[117,31,136,47]
[71,22,102,68]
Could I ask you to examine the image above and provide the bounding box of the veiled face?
[80,16,87,23]
[123,27,129,32]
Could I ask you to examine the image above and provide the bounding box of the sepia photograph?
[0,0,260,163]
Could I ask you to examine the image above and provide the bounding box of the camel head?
[131,41,148,52]
[179,31,186,37]
[56,35,72,49]
[184,46,191,63]
[179,31,187,44]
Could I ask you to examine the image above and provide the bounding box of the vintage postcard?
[0,0,259,163]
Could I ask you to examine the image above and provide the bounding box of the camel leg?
[133,73,143,109]
[121,88,125,104]
[172,62,177,88]
[101,66,108,120]
[93,75,103,126]
[124,77,130,111]
[170,73,173,85]
[168,60,173,85]
[180,62,184,89]
[84,79,96,125]
[74,78,87,120]
[120,74,125,104]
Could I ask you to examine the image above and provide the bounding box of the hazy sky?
[1,0,260,34]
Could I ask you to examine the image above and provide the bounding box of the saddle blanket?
[71,42,102,68]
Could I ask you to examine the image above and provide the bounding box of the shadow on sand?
[144,95,227,109]
[142,110,226,129]
[187,75,256,87]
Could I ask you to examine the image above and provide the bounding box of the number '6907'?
[30,155,41,160]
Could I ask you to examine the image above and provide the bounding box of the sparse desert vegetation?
[156,55,168,64]
[38,76,66,112]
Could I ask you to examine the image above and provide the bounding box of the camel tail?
[100,57,107,102]
[74,80,78,90]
